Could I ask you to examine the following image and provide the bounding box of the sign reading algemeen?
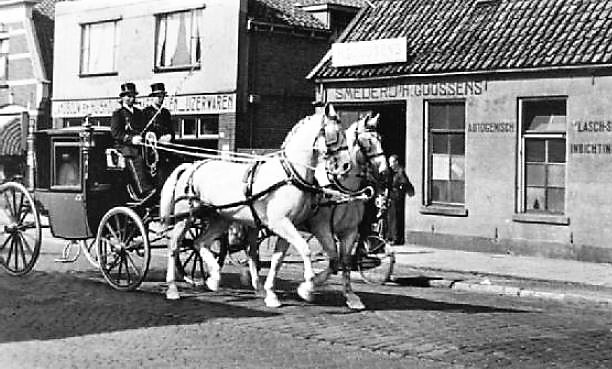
[52,93,236,118]
[332,37,407,67]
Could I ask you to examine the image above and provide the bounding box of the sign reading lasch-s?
[53,93,236,118]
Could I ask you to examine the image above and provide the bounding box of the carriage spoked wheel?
[96,207,150,291]
[356,235,395,285]
[0,182,42,276]
[174,222,227,286]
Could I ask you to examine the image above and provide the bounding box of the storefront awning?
[0,115,23,156]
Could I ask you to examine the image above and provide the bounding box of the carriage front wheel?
[356,235,395,285]
[0,182,42,276]
[96,207,150,291]
[174,221,227,286]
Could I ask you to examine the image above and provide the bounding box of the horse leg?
[340,232,365,310]
[246,229,263,296]
[196,219,230,292]
[311,229,339,287]
[263,237,289,307]
[166,220,187,300]
[267,217,316,303]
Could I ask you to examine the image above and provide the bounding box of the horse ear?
[366,113,380,130]
[325,103,338,120]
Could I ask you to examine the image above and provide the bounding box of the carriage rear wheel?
[96,207,150,291]
[357,235,395,285]
[174,222,227,286]
[0,182,41,276]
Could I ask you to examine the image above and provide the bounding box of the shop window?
[519,98,566,215]
[64,117,110,128]
[173,115,219,139]
[80,20,119,76]
[426,101,465,206]
[0,37,7,82]
[155,8,203,71]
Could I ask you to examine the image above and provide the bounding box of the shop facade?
[309,0,612,262]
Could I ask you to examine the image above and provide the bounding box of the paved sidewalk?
[391,244,612,306]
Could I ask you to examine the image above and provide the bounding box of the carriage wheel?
[174,222,227,286]
[80,239,99,268]
[357,235,395,285]
[0,182,41,276]
[96,207,150,291]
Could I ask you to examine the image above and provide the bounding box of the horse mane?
[280,114,317,150]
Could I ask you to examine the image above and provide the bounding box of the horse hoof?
[297,281,315,303]
[265,294,282,308]
[206,276,220,292]
[346,295,365,310]
[166,285,180,300]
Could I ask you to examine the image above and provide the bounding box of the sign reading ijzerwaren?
[332,37,407,67]
[53,93,236,118]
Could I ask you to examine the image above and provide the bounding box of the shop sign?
[468,122,514,133]
[53,93,236,118]
[332,37,407,67]
[328,81,486,102]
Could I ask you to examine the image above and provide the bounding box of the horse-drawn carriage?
[0,106,395,310]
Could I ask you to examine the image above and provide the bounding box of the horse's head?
[313,103,352,177]
[349,113,388,182]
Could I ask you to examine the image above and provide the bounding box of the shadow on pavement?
[0,270,279,344]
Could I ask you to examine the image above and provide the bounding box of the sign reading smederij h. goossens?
[52,93,236,118]
[327,81,486,102]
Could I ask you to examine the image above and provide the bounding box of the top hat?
[119,82,138,97]
[149,82,167,97]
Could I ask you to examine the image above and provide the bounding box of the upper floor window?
[426,101,466,206]
[80,20,119,76]
[519,98,567,215]
[0,38,8,81]
[155,8,203,71]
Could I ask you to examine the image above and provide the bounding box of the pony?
[160,104,351,306]
[246,113,389,309]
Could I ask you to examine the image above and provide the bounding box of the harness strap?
[243,161,266,231]
[280,152,322,194]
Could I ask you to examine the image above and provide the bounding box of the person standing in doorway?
[143,82,174,189]
[386,154,414,245]
[111,82,154,200]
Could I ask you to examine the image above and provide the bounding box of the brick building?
[0,0,59,180]
[52,0,362,152]
[309,0,612,263]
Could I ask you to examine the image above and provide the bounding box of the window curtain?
[87,22,115,73]
[191,9,202,64]
[156,17,167,67]
[163,13,181,66]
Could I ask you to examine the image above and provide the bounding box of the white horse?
[247,113,388,309]
[160,104,351,307]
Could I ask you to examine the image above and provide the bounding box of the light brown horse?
[160,104,351,305]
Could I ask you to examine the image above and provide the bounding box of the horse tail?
[160,162,193,226]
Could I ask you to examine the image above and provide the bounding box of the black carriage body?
[33,126,127,239]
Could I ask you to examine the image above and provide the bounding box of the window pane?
[82,21,116,73]
[548,139,566,163]
[431,180,448,202]
[199,116,219,135]
[547,188,565,213]
[523,99,566,132]
[432,133,448,154]
[447,103,465,130]
[547,164,565,187]
[450,155,465,180]
[449,180,465,203]
[526,163,545,186]
[432,153,450,180]
[173,118,181,137]
[525,139,545,162]
[157,10,198,67]
[429,104,447,129]
[450,134,465,155]
[183,118,197,136]
[55,146,80,186]
[526,187,545,212]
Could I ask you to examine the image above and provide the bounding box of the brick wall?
[239,30,328,149]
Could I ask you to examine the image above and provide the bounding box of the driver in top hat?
[110,82,154,199]
[143,82,175,189]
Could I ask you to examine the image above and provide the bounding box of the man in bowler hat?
[143,82,174,189]
[110,82,154,199]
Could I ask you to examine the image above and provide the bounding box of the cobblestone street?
[1,238,612,369]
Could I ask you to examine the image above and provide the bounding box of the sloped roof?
[311,0,612,80]
[249,0,328,30]
[32,0,73,79]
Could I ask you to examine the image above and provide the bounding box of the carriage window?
[80,20,119,76]
[53,144,80,189]
[155,8,203,70]
[519,98,566,215]
[0,38,8,82]
[426,101,465,206]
